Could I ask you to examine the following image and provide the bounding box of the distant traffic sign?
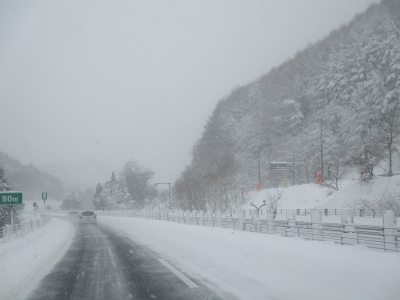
[15,203,25,210]
[270,162,294,170]
[0,192,23,205]
[42,192,47,200]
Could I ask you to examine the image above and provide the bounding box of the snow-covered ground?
[242,176,400,225]
[0,217,75,300]
[1,176,399,299]
[4,214,396,300]
[101,216,400,300]
[315,176,400,209]
[244,175,400,210]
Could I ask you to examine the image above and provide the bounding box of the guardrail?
[95,209,399,252]
[0,214,52,243]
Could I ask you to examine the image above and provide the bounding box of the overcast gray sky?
[0,0,378,187]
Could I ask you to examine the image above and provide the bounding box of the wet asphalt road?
[27,217,223,300]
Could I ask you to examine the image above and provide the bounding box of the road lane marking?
[84,236,91,237]
[116,234,124,236]
[102,235,109,237]
[157,258,198,288]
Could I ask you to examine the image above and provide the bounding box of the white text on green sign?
[0,192,23,205]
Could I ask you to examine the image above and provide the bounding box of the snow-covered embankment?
[0,217,75,300]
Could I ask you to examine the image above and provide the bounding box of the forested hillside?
[0,151,64,200]
[174,0,400,210]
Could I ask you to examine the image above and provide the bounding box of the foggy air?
[2,1,399,300]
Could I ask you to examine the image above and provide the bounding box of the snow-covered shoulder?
[0,217,75,300]
[100,216,400,300]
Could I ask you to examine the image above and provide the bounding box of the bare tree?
[345,191,400,216]
[322,158,348,191]
[376,102,400,177]
[347,146,382,183]
[375,192,400,216]
[265,189,283,214]
[120,161,154,208]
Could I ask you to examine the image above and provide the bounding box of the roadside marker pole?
[42,192,47,216]
[10,205,13,236]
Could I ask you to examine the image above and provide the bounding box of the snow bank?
[243,175,400,210]
[244,184,331,209]
[316,176,400,209]
[101,216,400,300]
[0,217,75,300]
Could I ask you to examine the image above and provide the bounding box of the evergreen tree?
[0,167,11,192]
[100,172,132,209]
[0,167,16,227]
[173,0,400,207]
[0,151,64,200]
[93,183,106,210]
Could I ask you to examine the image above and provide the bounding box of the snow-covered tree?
[100,172,132,209]
[93,183,106,210]
[60,192,82,210]
[0,167,17,227]
[120,161,156,208]
[173,0,400,207]
[0,167,11,192]
[318,17,400,177]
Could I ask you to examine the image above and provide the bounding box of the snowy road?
[26,218,222,300]
[5,214,398,300]
[98,216,400,300]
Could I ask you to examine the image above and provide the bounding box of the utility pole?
[320,119,324,182]
[258,151,261,184]
[328,162,331,181]
[292,162,295,185]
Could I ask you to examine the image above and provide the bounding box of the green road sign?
[42,192,47,200]
[0,192,23,205]
[15,203,25,210]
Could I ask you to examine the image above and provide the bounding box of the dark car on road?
[68,211,79,217]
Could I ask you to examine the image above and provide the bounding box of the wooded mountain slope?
[0,151,64,200]
[174,0,400,210]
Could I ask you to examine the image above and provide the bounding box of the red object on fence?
[317,173,322,184]
[257,182,261,191]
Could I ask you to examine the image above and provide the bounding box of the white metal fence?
[96,209,399,252]
[0,214,52,243]
[272,208,390,218]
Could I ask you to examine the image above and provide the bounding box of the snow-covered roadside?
[0,217,75,300]
[245,175,400,210]
[101,216,400,300]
